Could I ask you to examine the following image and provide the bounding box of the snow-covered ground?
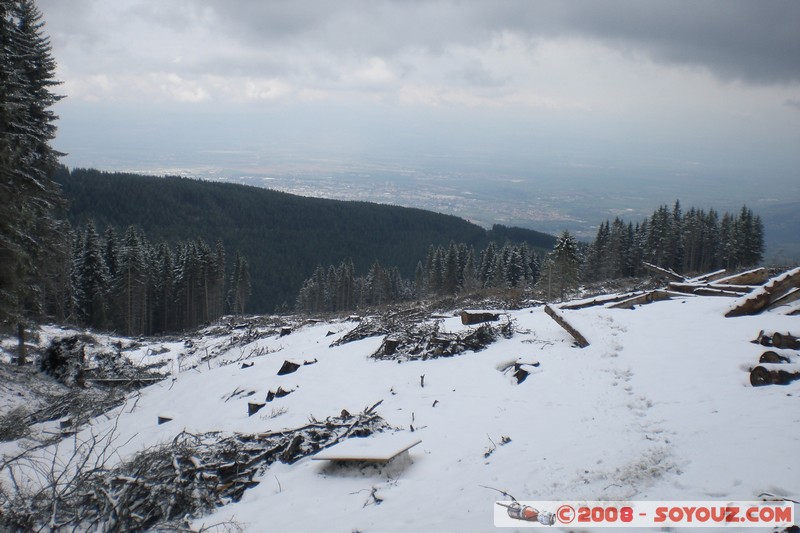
[2,294,798,532]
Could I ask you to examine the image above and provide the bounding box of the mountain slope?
[53,167,557,312]
[2,293,798,531]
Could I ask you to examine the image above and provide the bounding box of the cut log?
[669,282,751,296]
[750,363,800,387]
[726,267,800,318]
[686,269,727,283]
[560,291,645,310]
[642,262,685,282]
[765,287,800,312]
[461,310,501,325]
[690,287,750,297]
[772,332,800,350]
[759,351,791,364]
[544,305,589,348]
[713,267,770,286]
[606,290,686,310]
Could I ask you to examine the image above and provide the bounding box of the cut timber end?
[544,304,590,348]
[726,267,800,318]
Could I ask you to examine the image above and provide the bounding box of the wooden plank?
[726,267,800,318]
[544,305,589,348]
[312,433,422,462]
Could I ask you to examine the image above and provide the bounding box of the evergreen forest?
[52,166,557,315]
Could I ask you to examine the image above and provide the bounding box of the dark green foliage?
[584,201,765,282]
[295,240,543,312]
[53,167,555,313]
[550,230,582,300]
[1,0,63,326]
[67,222,244,335]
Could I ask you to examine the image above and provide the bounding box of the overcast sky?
[38,0,800,192]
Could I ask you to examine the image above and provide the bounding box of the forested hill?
[53,167,556,312]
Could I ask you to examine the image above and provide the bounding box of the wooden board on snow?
[312,433,422,463]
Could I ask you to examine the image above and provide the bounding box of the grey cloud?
[38,0,800,87]
[557,0,800,85]
[449,60,509,88]
[200,0,800,85]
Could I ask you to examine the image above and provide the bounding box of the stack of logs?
[749,331,800,387]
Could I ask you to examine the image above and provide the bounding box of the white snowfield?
[2,295,799,532]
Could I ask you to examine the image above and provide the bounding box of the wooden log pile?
[669,268,769,298]
[749,329,800,387]
[726,267,800,317]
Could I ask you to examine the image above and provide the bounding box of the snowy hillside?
[1,293,799,532]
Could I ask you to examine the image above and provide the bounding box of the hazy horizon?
[38,0,800,259]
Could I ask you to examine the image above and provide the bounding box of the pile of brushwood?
[331,307,429,347]
[371,320,514,362]
[0,402,389,532]
[41,335,167,388]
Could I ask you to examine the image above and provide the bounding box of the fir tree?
[551,230,581,300]
[228,251,251,316]
[74,222,110,329]
[1,0,63,329]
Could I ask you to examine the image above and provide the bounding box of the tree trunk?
[17,323,26,366]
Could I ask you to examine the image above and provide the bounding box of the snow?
[2,295,799,532]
